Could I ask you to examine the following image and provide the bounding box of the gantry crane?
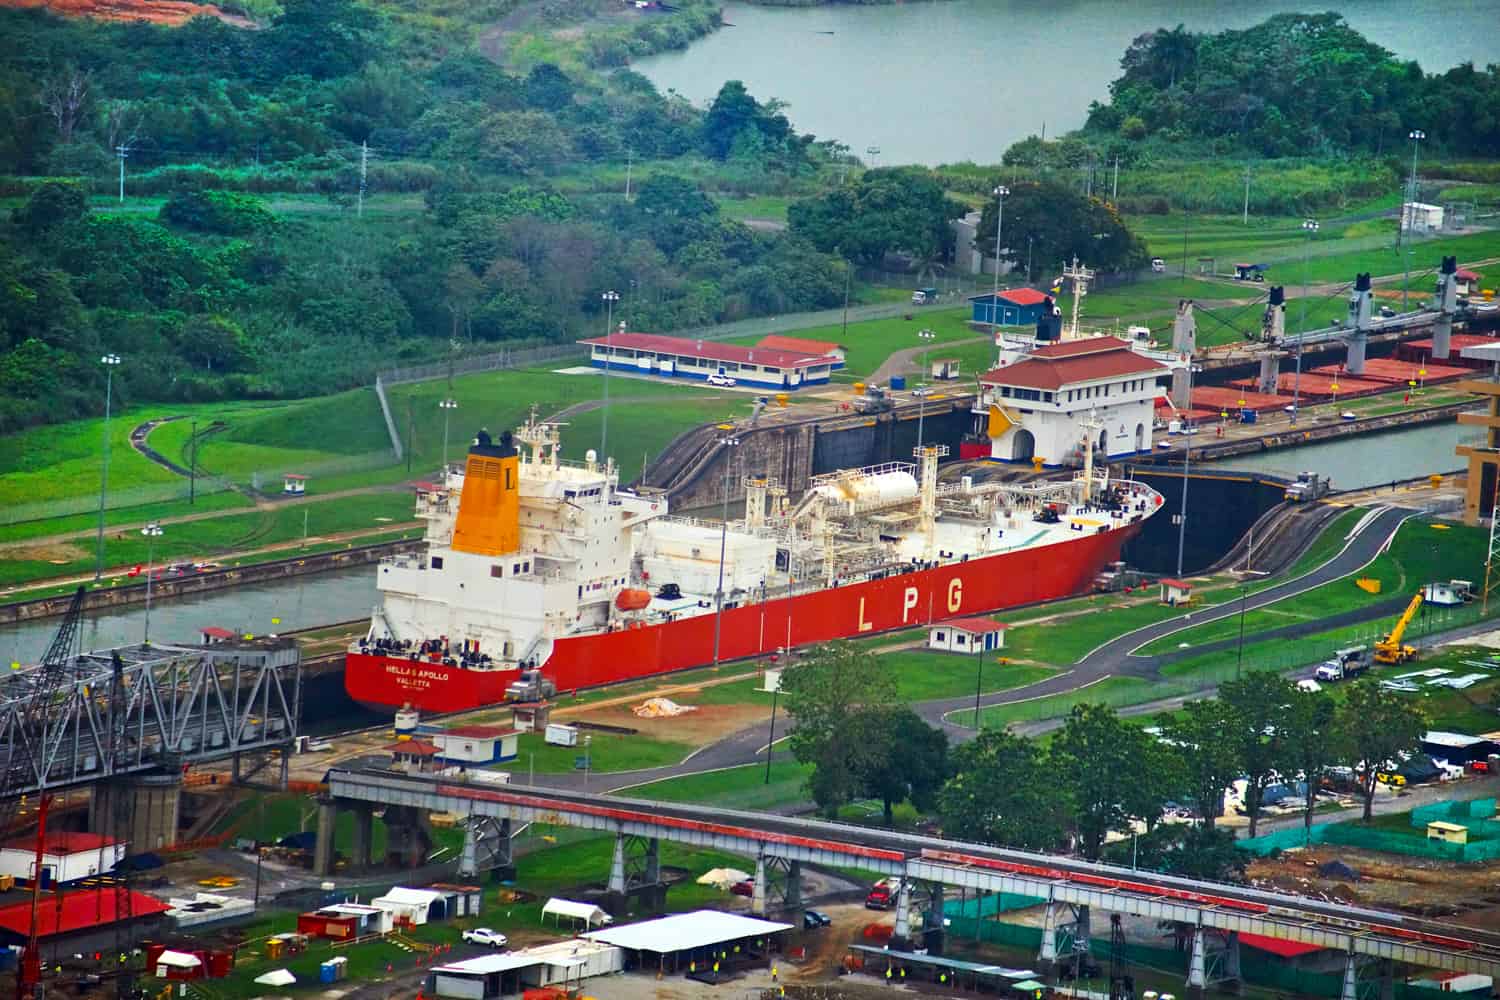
[1374,592,1424,665]
[1,587,86,1000]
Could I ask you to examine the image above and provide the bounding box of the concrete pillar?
[350,806,374,870]
[644,838,660,885]
[607,833,627,895]
[1224,931,1242,995]
[1039,901,1060,966]
[1379,959,1395,1000]
[313,800,337,877]
[785,860,802,922]
[892,879,913,944]
[1074,904,1091,959]
[1341,950,1359,1000]
[1173,300,1198,355]
[458,819,479,879]
[1187,925,1208,995]
[95,773,182,850]
[927,883,945,955]
[1170,367,1192,409]
[751,853,767,917]
[1257,353,1282,394]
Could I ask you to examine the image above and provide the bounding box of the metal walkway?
[327,767,1500,975]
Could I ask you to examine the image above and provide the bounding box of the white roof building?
[975,337,1170,466]
[372,886,444,925]
[541,898,612,928]
[585,909,792,955]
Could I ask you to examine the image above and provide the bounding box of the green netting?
[1238,812,1500,862]
[942,915,1045,950]
[944,892,1046,918]
[1409,797,1500,838]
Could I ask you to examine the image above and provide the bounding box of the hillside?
[0,0,248,25]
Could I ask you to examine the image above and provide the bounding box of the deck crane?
[1,586,86,1000]
[1375,592,1424,665]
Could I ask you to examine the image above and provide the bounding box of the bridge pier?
[350,804,375,871]
[459,816,515,881]
[785,860,802,928]
[313,799,337,877]
[1187,925,1242,998]
[90,771,182,851]
[751,853,768,917]
[603,833,668,918]
[925,883,945,955]
[1173,300,1198,355]
[607,832,627,896]
[892,878,915,948]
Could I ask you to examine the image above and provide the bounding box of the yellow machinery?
[1374,593,1423,665]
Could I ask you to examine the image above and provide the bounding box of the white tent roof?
[695,867,751,888]
[434,953,548,975]
[254,969,296,986]
[585,910,791,953]
[374,887,443,906]
[542,898,611,924]
[156,951,202,969]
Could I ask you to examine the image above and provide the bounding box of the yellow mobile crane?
[1374,592,1423,665]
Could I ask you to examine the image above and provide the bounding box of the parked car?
[803,909,831,929]
[707,371,737,387]
[462,928,508,948]
[1150,258,1166,273]
[730,880,755,897]
[864,885,894,910]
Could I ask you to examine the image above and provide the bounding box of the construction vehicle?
[1375,593,1424,665]
[850,383,894,414]
[1314,645,1369,681]
[1284,472,1331,502]
[505,668,557,703]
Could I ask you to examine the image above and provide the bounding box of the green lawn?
[0,491,415,588]
[875,649,1057,700]
[712,194,794,222]
[494,729,694,775]
[954,676,1154,730]
[1140,518,1487,655]
[617,759,814,811]
[1004,600,1209,666]
[0,489,251,544]
[0,405,188,508]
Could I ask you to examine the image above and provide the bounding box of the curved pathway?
[129,416,193,477]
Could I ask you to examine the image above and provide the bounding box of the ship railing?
[807,461,916,490]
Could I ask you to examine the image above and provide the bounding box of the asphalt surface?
[517,503,1426,796]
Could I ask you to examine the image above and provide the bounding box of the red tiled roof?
[387,740,441,755]
[756,335,843,356]
[1457,269,1481,280]
[4,831,117,854]
[969,288,1051,306]
[0,889,169,938]
[438,725,520,740]
[981,340,1167,391]
[200,626,236,640]
[579,332,831,369]
[937,617,1008,634]
[1158,579,1193,589]
[1238,933,1324,958]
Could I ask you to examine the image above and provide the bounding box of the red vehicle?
[864,885,894,910]
[730,880,755,897]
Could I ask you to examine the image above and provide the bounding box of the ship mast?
[1062,256,1095,340]
[1079,407,1102,503]
[916,443,948,557]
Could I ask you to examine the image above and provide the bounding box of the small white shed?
[372,886,443,927]
[542,898,612,929]
[1159,578,1194,606]
[431,725,520,764]
[928,617,1006,654]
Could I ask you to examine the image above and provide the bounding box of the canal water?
[0,566,377,667]
[636,0,1498,166]
[1210,420,1480,491]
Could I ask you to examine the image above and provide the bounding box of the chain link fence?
[1,477,237,528]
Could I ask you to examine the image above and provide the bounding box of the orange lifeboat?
[615,588,651,612]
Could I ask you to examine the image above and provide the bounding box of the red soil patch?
[0,0,252,27]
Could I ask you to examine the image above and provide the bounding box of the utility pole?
[711,435,740,668]
[624,146,634,202]
[405,397,413,476]
[358,140,369,218]
[189,419,197,505]
[840,257,852,340]
[1111,157,1119,202]
[600,290,620,461]
[1242,167,1252,225]
[1293,219,1318,424]
[1175,365,1199,578]
[115,145,129,204]
[141,522,163,645]
[763,683,778,785]
[95,354,122,582]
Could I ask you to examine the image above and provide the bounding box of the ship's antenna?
[1062,256,1095,340]
[1079,407,1102,503]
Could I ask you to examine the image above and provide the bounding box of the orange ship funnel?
[451,429,521,557]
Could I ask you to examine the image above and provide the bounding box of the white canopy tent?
[254,969,296,987]
[541,898,612,929]
[154,951,202,976]
[585,910,791,954]
[694,868,751,890]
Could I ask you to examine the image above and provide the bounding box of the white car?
[706,372,736,387]
[462,928,508,948]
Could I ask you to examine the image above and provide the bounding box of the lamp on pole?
[1175,365,1202,578]
[711,433,741,668]
[439,398,458,473]
[865,145,880,169]
[763,681,778,785]
[600,290,620,461]
[1235,583,1249,679]
[95,353,122,582]
[990,185,1009,330]
[1026,236,1034,285]
[1404,129,1425,311]
[1292,219,1318,424]
[141,522,163,645]
[972,632,984,730]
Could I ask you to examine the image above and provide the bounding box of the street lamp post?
[600,290,620,461]
[972,635,984,730]
[763,682,778,785]
[95,354,122,582]
[990,186,1009,330]
[1175,365,1201,578]
[141,522,163,645]
[711,434,741,668]
[1026,236,1035,285]
[439,398,458,473]
[1404,130,1425,311]
[1235,583,1249,678]
[865,145,880,169]
[915,327,935,447]
[1293,219,1318,424]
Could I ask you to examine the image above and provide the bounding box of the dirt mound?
[6,541,90,564]
[0,0,252,27]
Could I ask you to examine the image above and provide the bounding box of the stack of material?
[634,698,696,718]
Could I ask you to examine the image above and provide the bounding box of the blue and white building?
[579,332,836,390]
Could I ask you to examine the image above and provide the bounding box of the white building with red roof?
[0,831,125,885]
[578,332,836,389]
[975,336,1169,465]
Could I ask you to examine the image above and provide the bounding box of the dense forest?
[1081,13,1500,157]
[0,1,853,432]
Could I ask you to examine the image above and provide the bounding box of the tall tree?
[779,641,896,817]
[788,167,960,269]
[1220,672,1296,838]
[857,707,948,825]
[974,180,1146,276]
[940,728,1066,851]
[1050,703,1155,859]
[1336,681,1426,820]
[1284,687,1338,837]
[1159,699,1241,829]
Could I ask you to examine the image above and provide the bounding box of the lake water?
[637,0,1500,165]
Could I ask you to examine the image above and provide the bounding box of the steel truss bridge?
[1,639,301,798]
[328,768,1500,987]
